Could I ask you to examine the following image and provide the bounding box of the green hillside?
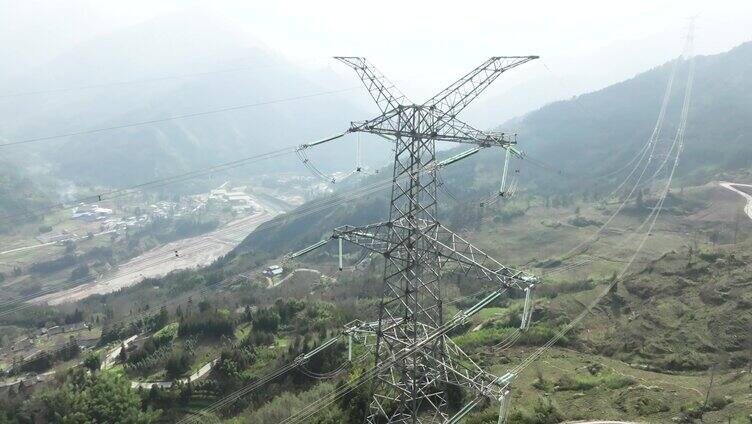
[237,42,752,258]
[514,42,752,192]
[0,161,50,232]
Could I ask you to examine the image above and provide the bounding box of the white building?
[263,265,283,277]
[72,204,113,221]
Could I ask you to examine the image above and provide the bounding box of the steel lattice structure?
[332,56,538,423]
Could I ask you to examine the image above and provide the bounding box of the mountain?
[237,41,752,256]
[509,41,752,191]
[0,12,387,187]
[0,161,51,232]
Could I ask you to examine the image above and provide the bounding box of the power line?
[0,63,285,99]
[0,146,298,225]
[3,160,444,382]
[511,24,696,377]
[0,87,359,148]
[0,161,416,318]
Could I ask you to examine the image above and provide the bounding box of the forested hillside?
[513,41,752,192]
[0,161,49,232]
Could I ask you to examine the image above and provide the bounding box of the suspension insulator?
[520,284,535,331]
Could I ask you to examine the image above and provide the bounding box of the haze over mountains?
[513,41,752,189]
[1,12,751,225]
[0,13,386,187]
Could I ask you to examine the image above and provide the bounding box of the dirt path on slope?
[720,181,752,222]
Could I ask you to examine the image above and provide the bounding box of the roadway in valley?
[34,195,285,305]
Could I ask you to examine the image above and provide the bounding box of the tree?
[24,368,159,423]
[70,264,90,282]
[56,336,81,362]
[152,306,169,331]
[165,350,192,380]
[118,343,128,363]
[83,352,101,373]
[252,308,280,334]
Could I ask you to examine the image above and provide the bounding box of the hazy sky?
[3,0,752,124]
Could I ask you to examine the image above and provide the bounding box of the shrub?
[178,310,235,338]
[165,349,193,379]
[568,216,602,227]
[152,323,178,346]
[69,264,91,282]
[556,372,633,391]
[661,351,710,371]
[83,352,101,372]
[633,395,670,414]
[29,254,77,274]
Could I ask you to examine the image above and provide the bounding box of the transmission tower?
[330,56,539,423]
[291,56,539,423]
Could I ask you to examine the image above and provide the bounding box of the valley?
[34,194,284,305]
[1,6,752,424]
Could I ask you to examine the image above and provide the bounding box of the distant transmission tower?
[325,56,538,423]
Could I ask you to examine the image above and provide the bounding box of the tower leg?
[497,390,511,424]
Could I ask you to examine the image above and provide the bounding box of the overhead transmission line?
[11,148,570,405]
[0,153,454,323]
[181,58,694,424]
[510,24,696,379]
[4,50,680,408]
[538,51,681,266]
[0,62,285,99]
[3,59,683,371]
[0,86,360,148]
[129,64,680,422]
[276,27,698,424]
[0,146,298,225]
[271,39,700,424]
[529,72,687,278]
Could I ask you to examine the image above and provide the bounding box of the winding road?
[99,335,218,389]
[720,181,752,221]
[102,335,139,369]
[130,358,218,389]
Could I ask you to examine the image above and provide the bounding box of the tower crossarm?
[350,111,516,149]
[427,223,533,289]
[333,221,393,256]
[430,336,513,399]
[430,116,516,147]
[334,219,535,289]
[423,56,538,120]
[335,57,409,116]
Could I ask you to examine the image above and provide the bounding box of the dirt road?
[102,335,139,369]
[720,181,752,221]
[0,229,116,256]
[35,198,283,305]
[130,358,218,389]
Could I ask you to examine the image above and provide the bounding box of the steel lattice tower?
[332,56,537,423]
